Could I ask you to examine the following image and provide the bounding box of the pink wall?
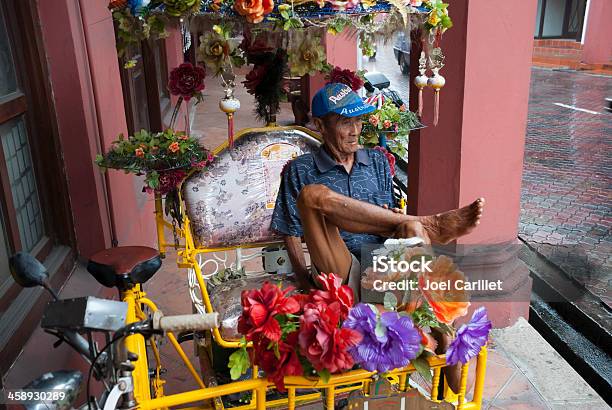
[37,0,111,258]
[38,0,157,257]
[581,0,612,65]
[409,0,537,245]
[77,1,157,249]
[308,32,358,109]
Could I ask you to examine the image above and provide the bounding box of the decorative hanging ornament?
[427,47,445,126]
[414,51,429,118]
[219,74,240,148]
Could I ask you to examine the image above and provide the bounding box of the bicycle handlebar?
[152,312,219,334]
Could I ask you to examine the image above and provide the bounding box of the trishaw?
[11,1,491,409]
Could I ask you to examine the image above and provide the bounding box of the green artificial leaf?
[441,15,453,28]
[289,17,303,28]
[280,9,290,19]
[383,292,398,310]
[318,369,331,384]
[228,348,250,380]
[412,356,432,382]
[146,171,160,189]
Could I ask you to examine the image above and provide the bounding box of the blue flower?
[446,307,492,366]
[343,303,421,373]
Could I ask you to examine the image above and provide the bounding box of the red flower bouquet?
[229,273,360,390]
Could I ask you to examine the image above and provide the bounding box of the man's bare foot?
[421,198,485,244]
[392,220,431,243]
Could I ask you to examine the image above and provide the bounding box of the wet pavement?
[519,68,612,308]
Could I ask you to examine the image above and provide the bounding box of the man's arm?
[284,235,312,291]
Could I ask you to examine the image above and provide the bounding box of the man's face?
[316,113,363,156]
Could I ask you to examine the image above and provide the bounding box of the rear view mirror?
[9,252,49,288]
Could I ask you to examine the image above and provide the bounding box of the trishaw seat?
[182,126,321,343]
[87,246,161,289]
[183,127,321,248]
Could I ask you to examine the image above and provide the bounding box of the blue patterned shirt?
[270,146,395,258]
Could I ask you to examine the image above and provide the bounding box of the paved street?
[364,39,410,103]
[519,68,612,308]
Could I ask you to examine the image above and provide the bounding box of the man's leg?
[296,185,470,280]
[298,184,484,243]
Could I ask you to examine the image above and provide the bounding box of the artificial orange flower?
[168,142,180,153]
[417,327,438,354]
[234,0,274,24]
[399,289,423,314]
[135,148,144,158]
[418,255,470,324]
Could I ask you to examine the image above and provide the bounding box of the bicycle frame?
[116,283,489,410]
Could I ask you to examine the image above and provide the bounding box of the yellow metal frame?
[122,125,490,409]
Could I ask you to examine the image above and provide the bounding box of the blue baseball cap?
[312,83,375,118]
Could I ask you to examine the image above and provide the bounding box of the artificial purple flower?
[343,303,421,372]
[446,307,492,366]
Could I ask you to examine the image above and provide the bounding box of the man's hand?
[284,236,312,292]
[382,204,404,214]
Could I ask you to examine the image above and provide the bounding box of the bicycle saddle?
[87,246,161,290]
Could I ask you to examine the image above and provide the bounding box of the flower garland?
[95,128,213,194]
[360,100,423,160]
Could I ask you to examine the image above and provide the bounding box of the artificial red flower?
[243,64,269,95]
[168,62,206,101]
[238,282,300,342]
[310,273,354,320]
[253,332,303,391]
[298,301,362,373]
[135,148,145,158]
[327,66,364,92]
[168,142,180,153]
[373,146,396,177]
[383,119,392,129]
[369,115,379,127]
